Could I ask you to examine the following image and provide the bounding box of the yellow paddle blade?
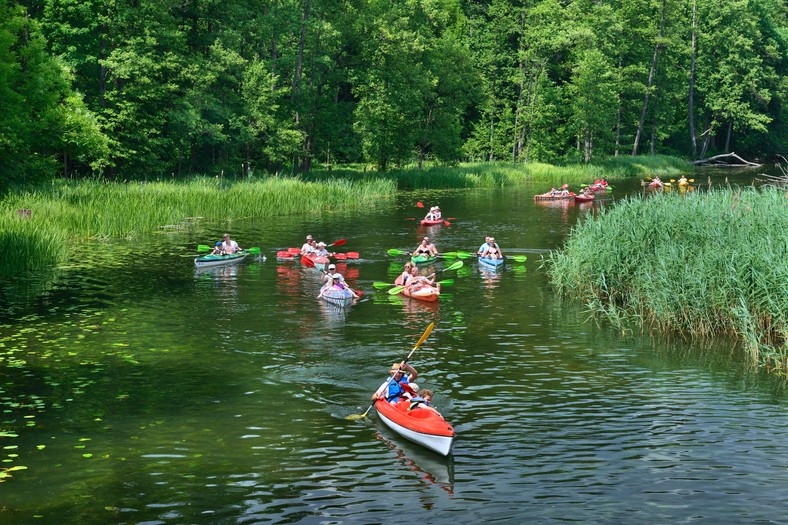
[345,413,367,420]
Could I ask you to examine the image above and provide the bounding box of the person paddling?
[300,235,314,255]
[480,236,503,260]
[372,362,419,402]
[221,233,242,254]
[412,236,438,258]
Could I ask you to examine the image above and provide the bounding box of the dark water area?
[2,167,788,524]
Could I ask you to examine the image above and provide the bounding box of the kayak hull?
[194,251,249,268]
[375,399,455,456]
[420,219,444,226]
[478,256,504,269]
[534,193,574,201]
[319,286,355,308]
[573,194,595,202]
[402,285,440,302]
[411,255,437,265]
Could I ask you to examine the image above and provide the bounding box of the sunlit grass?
[0,176,396,274]
[546,187,788,372]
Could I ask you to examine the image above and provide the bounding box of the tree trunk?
[512,11,526,162]
[632,0,666,156]
[688,0,698,159]
[488,114,495,161]
[291,0,310,102]
[724,121,732,152]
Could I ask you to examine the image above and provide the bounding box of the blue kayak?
[478,256,504,269]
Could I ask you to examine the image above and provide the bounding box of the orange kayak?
[402,285,440,302]
[375,398,455,456]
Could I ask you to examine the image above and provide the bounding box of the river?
[1,172,787,524]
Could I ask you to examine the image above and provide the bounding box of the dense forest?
[1,0,786,184]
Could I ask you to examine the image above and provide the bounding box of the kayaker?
[313,241,332,257]
[424,207,437,221]
[559,184,570,196]
[221,233,242,254]
[323,263,344,284]
[409,388,438,412]
[394,262,414,286]
[679,175,688,185]
[412,236,438,258]
[480,237,503,260]
[372,362,419,402]
[477,236,491,256]
[300,235,314,255]
[210,241,224,255]
[432,206,442,220]
[406,266,440,293]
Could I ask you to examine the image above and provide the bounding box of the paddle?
[439,251,472,259]
[328,239,346,248]
[416,202,425,208]
[347,322,435,420]
[388,278,456,295]
[388,248,408,257]
[195,245,260,255]
[333,252,359,261]
[508,255,527,263]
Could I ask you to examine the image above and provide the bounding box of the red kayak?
[375,398,455,456]
[574,194,595,203]
[301,254,331,271]
[420,218,444,226]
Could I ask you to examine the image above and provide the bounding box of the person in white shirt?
[221,233,242,254]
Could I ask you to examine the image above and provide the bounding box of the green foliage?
[547,188,788,369]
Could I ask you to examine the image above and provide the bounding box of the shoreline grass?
[0,176,396,274]
[546,187,788,373]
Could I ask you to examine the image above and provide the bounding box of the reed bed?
[0,176,396,274]
[546,187,788,372]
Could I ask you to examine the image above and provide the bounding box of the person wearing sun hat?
[424,206,437,221]
[300,235,314,255]
[372,361,419,402]
[432,206,442,220]
[313,241,332,257]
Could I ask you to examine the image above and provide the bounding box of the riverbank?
[310,155,689,189]
[546,187,788,373]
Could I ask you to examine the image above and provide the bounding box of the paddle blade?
[444,260,464,272]
[510,255,528,263]
[346,412,367,420]
[346,252,359,259]
[456,251,472,259]
[198,244,212,252]
[330,239,346,247]
[439,252,458,258]
[416,202,424,208]
[444,221,451,226]
[387,248,405,257]
[388,286,405,295]
[437,279,454,285]
[373,282,394,289]
[404,217,417,220]
[248,247,261,254]
[333,253,347,260]
[301,255,315,267]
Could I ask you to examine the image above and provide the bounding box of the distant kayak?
[194,251,249,268]
[574,194,595,203]
[478,256,504,269]
[411,254,438,265]
[420,218,444,226]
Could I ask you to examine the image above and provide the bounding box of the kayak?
[276,247,302,260]
[411,254,438,265]
[478,256,504,269]
[402,284,440,302]
[319,285,355,308]
[194,251,249,268]
[574,194,595,202]
[375,398,455,456]
[534,192,574,201]
[420,218,444,226]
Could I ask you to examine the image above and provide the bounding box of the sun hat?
[306,235,313,240]
[390,363,403,374]
[328,264,336,270]
[318,242,326,247]
[215,242,222,247]
[332,273,342,280]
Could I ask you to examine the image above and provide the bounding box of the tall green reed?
[546,187,788,372]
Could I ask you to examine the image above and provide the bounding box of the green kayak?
[411,254,437,265]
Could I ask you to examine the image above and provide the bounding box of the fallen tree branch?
[691,152,762,167]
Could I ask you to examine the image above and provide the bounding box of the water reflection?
[374,431,455,496]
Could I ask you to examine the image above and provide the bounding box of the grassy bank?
[0,176,396,274]
[310,155,689,189]
[546,187,788,372]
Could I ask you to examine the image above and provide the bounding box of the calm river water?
[2,175,788,524]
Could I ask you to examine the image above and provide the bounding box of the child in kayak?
[210,241,224,255]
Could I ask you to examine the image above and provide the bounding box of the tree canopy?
[1,0,786,183]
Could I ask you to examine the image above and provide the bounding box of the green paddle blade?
[437,279,454,286]
[247,247,261,254]
[439,252,458,258]
[509,255,527,263]
[444,260,464,272]
[455,251,473,259]
[387,248,406,257]
[373,282,394,289]
[388,285,406,295]
[198,244,212,252]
